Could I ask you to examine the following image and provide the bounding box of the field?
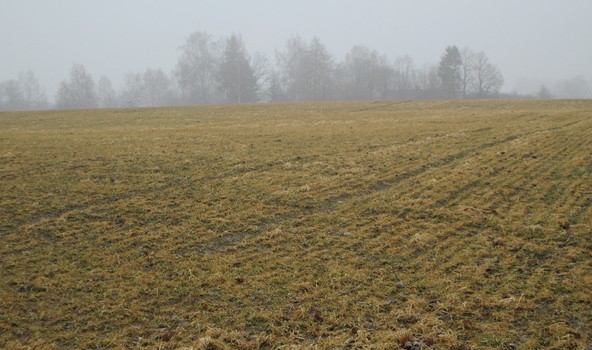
[1,100,591,349]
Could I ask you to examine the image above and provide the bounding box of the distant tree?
[277,36,335,101]
[276,36,306,101]
[0,82,5,110]
[174,31,220,105]
[56,64,97,109]
[307,37,335,101]
[536,85,553,99]
[119,68,175,107]
[250,52,271,100]
[218,34,259,103]
[340,46,393,100]
[0,80,24,111]
[437,46,503,99]
[119,72,144,107]
[471,51,504,98]
[267,71,284,102]
[143,68,174,106]
[18,70,48,110]
[392,55,416,99]
[97,76,118,108]
[459,47,475,99]
[415,64,441,99]
[556,75,590,98]
[438,46,463,99]
[0,70,47,111]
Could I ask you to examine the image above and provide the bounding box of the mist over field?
[1,0,591,110]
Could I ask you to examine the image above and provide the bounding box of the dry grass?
[1,100,591,349]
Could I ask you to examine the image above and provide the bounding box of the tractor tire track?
[200,118,589,252]
[1,124,503,236]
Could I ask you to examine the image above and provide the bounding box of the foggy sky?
[2,0,591,99]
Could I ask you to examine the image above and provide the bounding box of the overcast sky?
[2,0,591,98]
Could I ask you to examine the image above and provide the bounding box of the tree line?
[0,30,586,111]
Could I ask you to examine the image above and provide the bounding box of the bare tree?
[0,80,24,111]
[174,31,220,104]
[55,64,97,109]
[393,55,416,99]
[250,52,271,101]
[555,75,590,98]
[143,68,174,106]
[119,72,144,107]
[277,36,335,101]
[459,47,475,99]
[97,76,118,108]
[118,69,174,107]
[0,70,47,111]
[437,47,503,99]
[18,70,48,110]
[276,36,307,101]
[415,64,441,99]
[340,46,393,100]
[472,52,504,98]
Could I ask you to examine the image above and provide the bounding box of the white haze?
[1,0,591,100]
